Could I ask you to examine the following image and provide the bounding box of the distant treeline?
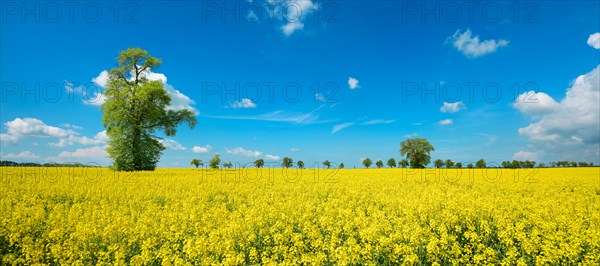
[0,161,100,167]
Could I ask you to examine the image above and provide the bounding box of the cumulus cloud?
[92,70,109,87]
[274,0,318,36]
[588,33,600,49]
[440,101,466,113]
[512,151,539,161]
[0,118,107,148]
[226,147,262,157]
[331,122,355,134]
[438,119,453,125]
[58,146,108,160]
[158,138,186,150]
[517,65,599,161]
[513,91,559,117]
[192,145,211,153]
[1,151,40,159]
[348,77,360,89]
[265,154,281,160]
[229,98,257,109]
[446,29,508,58]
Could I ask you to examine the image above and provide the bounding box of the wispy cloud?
[362,119,395,125]
[331,122,355,134]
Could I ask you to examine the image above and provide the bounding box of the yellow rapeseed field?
[1,167,599,265]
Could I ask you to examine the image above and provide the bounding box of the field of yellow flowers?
[1,167,599,265]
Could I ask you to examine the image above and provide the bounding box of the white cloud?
[438,119,453,125]
[226,147,262,157]
[512,151,539,161]
[446,29,509,58]
[192,145,211,153]
[0,118,105,147]
[92,70,109,87]
[348,77,360,89]
[158,138,186,150]
[362,119,395,125]
[93,130,109,143]
[588,33,600,49]
[265,154,280,160]
[518,65,599,154]
[276,0,318,36]
[404,133,418,138]
[290,147,299,152]
[331,122,355,134]
[440,101,466,113]
[1,151,40,159]
[61,123,83,130]
[164,84,198,114]
[229,98,257,109]
[58,146,108,160]
[83,92,106,106]
[513,91,559,117]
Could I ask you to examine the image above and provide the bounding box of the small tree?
[223,162,233,168]
[190,159,202,168]
[455,162,462,168]
[254,159,264,168]
[362,158,373,168]
[434,159,444,168]
[323,160,331,169]
[399,159,409,168]
[339,163,344,169]
[387,158,396,168]
[376,160,384,168]
[282,157,293,168]
[297,160,305,169]
[476,159,486,168]
[467,163,473,169]
[400,138,435,168]
[445,159,454,168]
[209,154,220,169]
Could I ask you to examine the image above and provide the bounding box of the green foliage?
[223,162,233,169]
[400,138,435,169]
[387,158,396,168]
[467,163,473,169]
[323,160,331,169]
[254,159,265,168]
[190,159,202,168]
[209,154,220,169]
[297,160,304,169]
[476,159,486,168]
[399,159,409,168]
[455,162,463,168]
[282,157,293,168]
[434,159,444,168]
[445,159,454,168]
[102,48,196,171]
[339,163,344,169]
[375,160,383,168]
[362,158,372,168]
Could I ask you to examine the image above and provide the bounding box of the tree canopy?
[102,48,196,171]
[400,138,434,168]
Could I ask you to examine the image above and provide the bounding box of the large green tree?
[400,138,434,168]
[102,48,196,171]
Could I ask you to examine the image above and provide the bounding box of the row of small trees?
[190,138,596,169]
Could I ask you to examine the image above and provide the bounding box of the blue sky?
[1,1,599,167]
